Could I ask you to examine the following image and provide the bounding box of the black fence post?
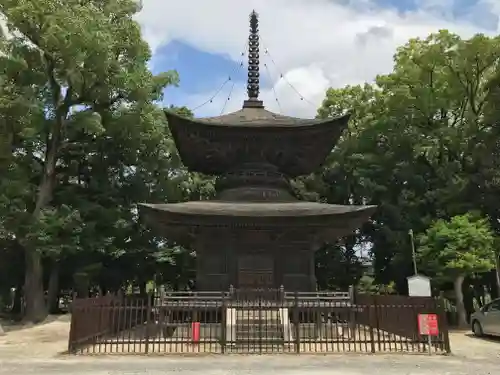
[367,298,376,353]
[294,291,300,353]
[437,297,451,354]
[67,292,78,353]
[145,292,152,354]
[374,296,381,352]
[221,291,227,354]
[348,286,356,339]
[258,296,262,354]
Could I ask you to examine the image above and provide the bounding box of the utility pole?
[409,229,418,275]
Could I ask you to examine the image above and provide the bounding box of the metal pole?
[409,229,418,275]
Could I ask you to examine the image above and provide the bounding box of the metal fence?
[68,288,450,354]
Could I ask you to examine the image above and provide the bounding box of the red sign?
[418,313,439,336]
[191,322,200,343]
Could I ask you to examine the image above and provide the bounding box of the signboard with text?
[407,275,432,297]
[418,313,439,336]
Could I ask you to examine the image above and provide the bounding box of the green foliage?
[0,0,188,319]
[315,31,500,293]
[2,1,500,319]
[417,213,495,279]
[357,276,396,295]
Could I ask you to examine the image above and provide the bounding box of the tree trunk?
[454,275,467,328]
[23,117,62,322]
[23,249,47,323]
[47,261,60,314]
[139,281,147,296]
[22,58,67,322]
[495,254,500,298]
[463,283,474,322]
[11,280,24,316]
[74,272,90,298]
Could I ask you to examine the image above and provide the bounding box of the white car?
[471,298,500,336]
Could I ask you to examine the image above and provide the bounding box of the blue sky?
[138,0,499,117]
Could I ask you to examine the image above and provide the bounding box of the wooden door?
[237,254,274,289]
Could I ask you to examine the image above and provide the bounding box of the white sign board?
[407,275,431,297]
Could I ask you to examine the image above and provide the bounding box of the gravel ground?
[0,354,498,375]
[0,320,499,375]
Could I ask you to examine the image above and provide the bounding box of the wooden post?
[348,285,356,339]
[144,292,152,354]
[374,296,381,352]
[294,291,300,353]
[67,292,78,353]
[368,299,376,353]
[221,291,227,354]
[437,297,451,354]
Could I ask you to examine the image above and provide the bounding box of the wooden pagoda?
[139,11,376,292]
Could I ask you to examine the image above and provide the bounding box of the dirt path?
[448,330,500,361]
[0,316,69,359]
[1,320,499,363]
[0,324,498,375]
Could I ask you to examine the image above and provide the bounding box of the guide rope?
[261,37,317,109]
[263,61,283,114]
[220,47,248,115]
[192,43,248,113]
[192,38,316,114]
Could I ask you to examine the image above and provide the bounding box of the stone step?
[228,342,289,351]
[236,326,284,339]
[236,315,281,321]
[231,339,286,344]
[233,308,285,344]
[236,328,283,335]
[235,335,284,342]
[235,322,282,330]
[236,310,280,315]
[235,319,281,325]
[235,327,281,332]
[236,334,283,341]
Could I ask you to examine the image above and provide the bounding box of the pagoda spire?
[243,10,263,108]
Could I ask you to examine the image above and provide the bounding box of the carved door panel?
[237,254,274,289]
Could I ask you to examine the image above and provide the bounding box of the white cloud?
[136,0,499,117]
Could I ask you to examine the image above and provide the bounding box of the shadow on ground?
[463,332,500,344]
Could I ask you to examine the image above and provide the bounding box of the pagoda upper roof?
[165,108,350,177]
[172,106,349,127]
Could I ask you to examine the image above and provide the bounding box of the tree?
[316,31,500,294]
[0,0,178,321]
[417,213,495,327]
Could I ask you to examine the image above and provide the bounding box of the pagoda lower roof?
[140,201,375,217]
[139,201,376,246]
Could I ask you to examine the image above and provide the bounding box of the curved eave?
[139,201,377,237]
[140,201,375,217]
[164,109,351,177]
[164,108,351,128]
[139,202,376,245]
